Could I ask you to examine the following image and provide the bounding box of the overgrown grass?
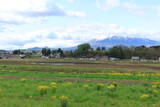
[1,59,160,107]
[0,79,160,107]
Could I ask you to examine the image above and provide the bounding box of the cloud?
[96,0,148,16]
[68,0,75,3]
[66,11,86,18]
[122,2,146,16]
[0,26,5,32]
[0,22,159,50]
[0,23,160,49]
[96,0,120,11]
[0,0,86,24]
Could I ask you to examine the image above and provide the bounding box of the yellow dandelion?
[152,89,159,93]
[140,94,150,99]
[59,96,69,107]
[63,82,73,87]
[107,84,116,89]
[97,83,104,87]
[59,96,69,101]
[37,85,49,96]
[20,78,27,82]
[96,83,104,90]
[50,82,57,86]
[37,85,49,91]
[83,84,90,88]
[51,96,57,100]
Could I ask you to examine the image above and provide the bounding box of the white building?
[131,56,140,61]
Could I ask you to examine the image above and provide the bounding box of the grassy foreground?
[0,59,160,107]
[0,79,160,107]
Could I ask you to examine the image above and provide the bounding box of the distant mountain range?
[27,36,160,51]
[27,46,77,51]
[27,47,44,51]
[89,36,160,49]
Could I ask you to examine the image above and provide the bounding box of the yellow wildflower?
[140,94,150,99]
[63,82,73,87]
[50,82,57,87]
[59,96,69,107]
[107,84,116,89]
[37,85,49,96]
[83,84,90,88]
[152,89,159,93]
[59,96,69,101]
[37,85,49,91]
[96,83,104,90]
[20,78,27,82]
[51,96,57,100]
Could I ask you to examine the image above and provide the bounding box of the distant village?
[0,43,160,62]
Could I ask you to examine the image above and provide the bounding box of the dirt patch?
[0,76,152,85]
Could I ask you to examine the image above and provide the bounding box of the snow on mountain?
[89,36,160,48]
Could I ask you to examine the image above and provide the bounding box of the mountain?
[27,47,43,51]
[26,36,160,51]
[89,36,160,48]
[27,46,77,51]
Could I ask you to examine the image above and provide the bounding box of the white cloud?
[67,11,86,18]
[0,22,159,50]
[96,0,148,16]
[96,0,120,11]
[122,2,146,16]
[68,0,75,3]
[0,0,86,24]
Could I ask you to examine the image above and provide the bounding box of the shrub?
[96,83,104,91]
[59,96,69,107]
[50,82,57,93]
[37,85,49,96]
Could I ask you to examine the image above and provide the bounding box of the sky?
[0,0,160,49]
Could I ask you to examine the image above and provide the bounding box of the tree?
[96,47,101,51]
[57,48,64,57]
[75,43,91,57]
[51,48,64,58]
[102,47,106,51]
[41,48,51,56]
[13,50,23,54]
[65,51,74,57]
[108,46,124,59]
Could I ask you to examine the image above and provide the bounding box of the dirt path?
[0,60,160,70]
[0,75,153,85]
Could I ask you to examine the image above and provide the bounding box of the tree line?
[40,43,160,60]
[12,43,160,59]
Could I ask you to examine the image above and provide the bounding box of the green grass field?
[0,59,160,107]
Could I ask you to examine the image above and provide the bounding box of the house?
[131,56,140,61]
[0,54,25,59]
[109,57,120,61]
[41,56,49,59]
[0,50,10,58]
[140,58,147,62]
[101,56,109,60]
[89,58,96,61]
[54,53,61,58]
